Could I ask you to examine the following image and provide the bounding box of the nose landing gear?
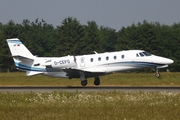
[154,67,161,78]
[155,72,161,78]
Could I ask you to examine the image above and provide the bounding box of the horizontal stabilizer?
[63,67,106,74]
[62,68,106,78]
[12,55,34,61]
[26,71,43,76]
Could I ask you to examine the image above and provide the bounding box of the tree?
[135,21,159,52]
[55,17,85,56]
[116,24,137,50]
[99,26,117,52]
[82,21,101,53]
[19,18,56,57]
[0,20,19,72]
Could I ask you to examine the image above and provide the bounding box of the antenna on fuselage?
[94,51,98,54]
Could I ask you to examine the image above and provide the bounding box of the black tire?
[94,77,100,86]
[94,80,100,86]
[81,80,87,86]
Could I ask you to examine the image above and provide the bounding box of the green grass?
[0,72,180,86]
[0,91,180,120]
[1,72,180,119]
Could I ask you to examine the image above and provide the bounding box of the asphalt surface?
[0,86,180,92]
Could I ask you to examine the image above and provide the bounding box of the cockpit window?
[136,53,139,57]
[142,52,151,56]
[139,53,145,57]
[139,52,151,57]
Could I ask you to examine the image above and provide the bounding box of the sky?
[0,0,180,31]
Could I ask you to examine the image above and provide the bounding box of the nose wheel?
[154,67,161,78]
[155,72,161,78]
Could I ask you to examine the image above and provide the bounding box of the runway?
[0,86,180,92]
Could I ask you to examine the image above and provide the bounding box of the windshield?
[138,51,152,57]
[142,52,151,56]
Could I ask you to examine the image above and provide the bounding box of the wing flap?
[62,68,106,78]
[82,67,106,73]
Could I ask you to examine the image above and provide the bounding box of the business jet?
[6,38,174,86]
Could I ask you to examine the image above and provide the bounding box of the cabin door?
[80,57,85,67]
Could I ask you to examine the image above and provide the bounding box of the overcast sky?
[0,0,180,31]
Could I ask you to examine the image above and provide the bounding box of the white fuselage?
[24,50,173,78]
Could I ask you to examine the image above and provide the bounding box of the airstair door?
[80,57,85,67]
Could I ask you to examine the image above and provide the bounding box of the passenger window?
[98,57,101,61]
[90,58,93,62]
[114,56,117,60]
[121,55,124,59]
[81,58,84,63]
[106,56,109,60]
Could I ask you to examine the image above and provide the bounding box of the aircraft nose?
[166,58,174,65]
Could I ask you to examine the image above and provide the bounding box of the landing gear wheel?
[154,67,161,78]
[81,80,87,86]
[94,77,100,86]
[155,73,161,78]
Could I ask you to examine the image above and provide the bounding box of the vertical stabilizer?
[6,38,34,59]
[6,38,36,72]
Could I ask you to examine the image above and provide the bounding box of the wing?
[62,68,106,79]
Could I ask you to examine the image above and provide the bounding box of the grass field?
[0,72,180,86]
[0,72,180,120]
[0,91,180,120]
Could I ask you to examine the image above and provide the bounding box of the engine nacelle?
[51,56,77,69]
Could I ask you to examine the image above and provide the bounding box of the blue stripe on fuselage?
[103,61,165,67]
[15,62,44,71]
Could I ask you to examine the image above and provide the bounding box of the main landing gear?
[81,79,87,86]
[94,77,100,86]
[79,72,88,86]
[79,73,100,86]
[80,77,101,86]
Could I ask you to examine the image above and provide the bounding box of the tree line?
[0,17,179,72]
